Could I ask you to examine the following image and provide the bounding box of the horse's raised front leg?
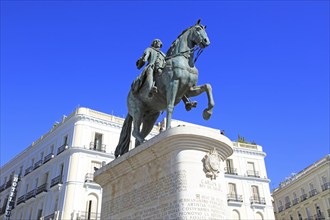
[166,79,179,129]
[186,84,214,120]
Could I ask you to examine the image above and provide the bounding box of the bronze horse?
[115,20,214,157]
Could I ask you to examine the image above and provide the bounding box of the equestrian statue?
[115,19,214,158]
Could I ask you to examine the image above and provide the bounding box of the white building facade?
[272,155,330,220]
[1,107,274,220]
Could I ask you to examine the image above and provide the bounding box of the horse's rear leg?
[141,112,160,139]
[132,109,145,146]
[166,80,179,129]
[186,84,214,120]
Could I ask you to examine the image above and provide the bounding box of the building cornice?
[273,155,330,194]
[233,147,266,157]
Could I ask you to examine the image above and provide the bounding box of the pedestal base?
[95,126,233,219]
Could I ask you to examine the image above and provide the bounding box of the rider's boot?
[185,100,197,111]
[148,82,158,97]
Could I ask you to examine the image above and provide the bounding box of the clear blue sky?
[1,1,329,190]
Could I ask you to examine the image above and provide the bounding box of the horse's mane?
[166,25,196,56]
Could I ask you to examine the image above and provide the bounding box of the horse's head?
[190,19,210,49]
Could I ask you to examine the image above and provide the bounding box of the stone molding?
[95,126,233,186]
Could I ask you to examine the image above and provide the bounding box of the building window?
[232,210,240,220]
[90,133,105,152]
[19,166,23,178]
[37,209,43,220]
[54,197,59,212]
[247,162,259,177]
[285,196,291,209]
[86,194,98,220]
[63,135,68,146]
[309,183,318,197]
[300,188,307,201]
[278,200,284,212]
[225,159,237,175]
[250,185,265,204]
[227,183,242,202]
[305,207,312,220]
[292,192,299,205]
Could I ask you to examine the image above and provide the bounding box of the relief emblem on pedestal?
[203,148,221,180]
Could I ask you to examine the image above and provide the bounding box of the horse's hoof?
[203,109,212,120]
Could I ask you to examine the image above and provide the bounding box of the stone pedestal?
[94,126,233,219]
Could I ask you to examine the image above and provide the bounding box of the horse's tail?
[114,114,133,158]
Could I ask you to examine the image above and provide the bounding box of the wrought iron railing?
[85,173,94,183]
[247,170,260,178]
[57,144,68,155]
[25,189,36,200]
[300,193,308,201]
[89,142,106,153]
[43,153,55,164]
[44,213,55,220]
[224,167,238,175]
[250,196,266,205]
[278,205,284,213]
[16,195,26,205]
[36,183,48,195]
[321,182,330,191]
[227,193,243,202]
[50,175,63,188]
[285,202,291,209]
[292,198,299,206]
[309,189,318,197]
[34,159,43,170]
[76,211,101,220]
[25,166,33,176]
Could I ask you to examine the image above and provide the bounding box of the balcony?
[321,182,330,191]
[25,189,36,201]
[43,153,55,164]
[227,193,243,202]
[224,167,238,175]
[36,183,48,195]
[24,166,33,176]
[285,201,291,209]
[278,205,284,213]
[34,159,43,170]
[57,144,68,155]
[292,198,299,206]
[250,196,266,205]
[300,193,308,202]
[309,189,318,197]
[89,142,106,153]
[247,170,260,178]
[16,195,26,205]
[50,175,63,188]
[85,173,94,183]
[76,211,100,220]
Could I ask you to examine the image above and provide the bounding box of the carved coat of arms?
[203,148,221,180]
